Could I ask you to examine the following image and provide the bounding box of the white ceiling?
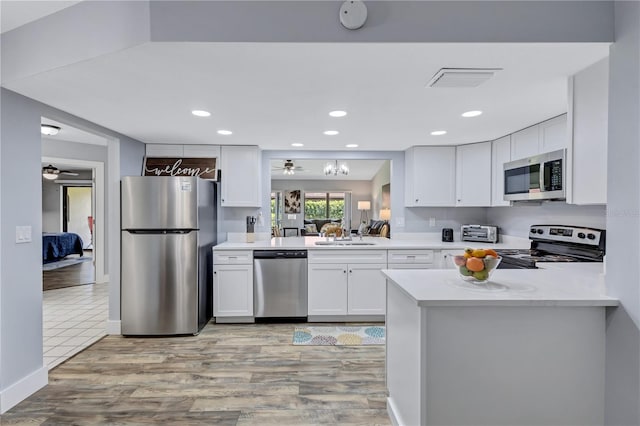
[41,118,108,146]
[271,159,386,180]
[3,39,609,150]
[0,0,82,33]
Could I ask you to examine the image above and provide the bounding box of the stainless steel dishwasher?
[253,250,308,319]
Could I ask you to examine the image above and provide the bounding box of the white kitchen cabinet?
[183,144,221,158]
[146,144,221,158]
[387,249,436,269]
[145,144,185,157]
[510,125,540,160]
[213,264,253,317]
[455,142,492,206]
[491,135,511,206]
[347,264,387,315]
[511,115,567,161]
[220,145,261,207]
[308,250,388,318]
[213,250,253,318]
[539,115,568,153]
[307,264,348,315]
[405,146,456,207]
[438,250,460,269]
[568,58,608,205]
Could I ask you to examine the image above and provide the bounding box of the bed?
[42,232,84,263]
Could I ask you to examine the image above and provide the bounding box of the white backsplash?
[486,202,607,238]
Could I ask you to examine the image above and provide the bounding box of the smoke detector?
[427,68,501,88]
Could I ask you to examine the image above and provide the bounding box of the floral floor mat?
[292,325,385,346]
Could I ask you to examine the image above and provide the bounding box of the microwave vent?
[427,68,501,88]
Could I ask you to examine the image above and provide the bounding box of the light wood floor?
[2,323,390,425]
[43,252,95,291]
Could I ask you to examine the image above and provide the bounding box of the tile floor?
[43,282,109,369]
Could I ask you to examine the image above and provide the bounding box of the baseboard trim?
[387,397,403,426]
[308,315,385,322]
[106,320,121,335]
[96,274,109,284]
[0,366,48,414]
[214,316,255,324]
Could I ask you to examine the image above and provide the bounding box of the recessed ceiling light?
[324,130,339,136]
[431,130,447,136]
[192,110,211,117]
[291,143,304,147]
[217,130,232,135]
[41,124,61,136]
[345,144,359,148]
[329,110,347,117]
[461,110,483,118]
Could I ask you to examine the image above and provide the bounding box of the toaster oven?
[461,225,499,244]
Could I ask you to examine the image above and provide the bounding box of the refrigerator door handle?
[126,229,196,235]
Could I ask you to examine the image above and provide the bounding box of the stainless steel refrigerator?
[121,176,216,335]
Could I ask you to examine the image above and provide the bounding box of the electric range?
[496,225,606,269]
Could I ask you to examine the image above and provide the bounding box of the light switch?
[15,226,32,243]
[429,217,436,227]
[396,217,405,227]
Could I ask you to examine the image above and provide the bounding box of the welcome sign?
[143,157,217,180]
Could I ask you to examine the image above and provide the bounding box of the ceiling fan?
[272,160,306,175]
[42,164,79,180]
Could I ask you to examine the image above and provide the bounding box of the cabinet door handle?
[407,255,416,258]
[415,199,419,203]
[213,271,217,274]
[349,270,352,273]
[343,270,347,273]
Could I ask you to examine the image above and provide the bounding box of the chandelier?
[324,160,349,176]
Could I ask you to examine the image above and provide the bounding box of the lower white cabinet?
[387,249,436,269]
[307,264,348,315]
[213,264,253,317]
[308,250,387,318]
[438,250,460,269]
[213,250,254,318]
[347,264,387,315]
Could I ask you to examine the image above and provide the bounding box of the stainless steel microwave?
[503,149,565,202]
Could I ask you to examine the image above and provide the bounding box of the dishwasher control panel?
[253,250,307,259]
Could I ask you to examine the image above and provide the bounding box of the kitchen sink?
[314,241,377,246]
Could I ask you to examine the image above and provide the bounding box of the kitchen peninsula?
[382,268,618,426]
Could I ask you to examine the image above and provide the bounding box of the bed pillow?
[304,223,318,234]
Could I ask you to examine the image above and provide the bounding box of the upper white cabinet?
[539,115,568,154]
[455,142,492,206]
[220,145,261,207]
[511,125,540,160]
[510,115,568,161]
[568,57,608,205]
[405,146,456,207]
[146,144,220,158]
[491,135,511,206]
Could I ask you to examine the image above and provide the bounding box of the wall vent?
[427,68,501,88]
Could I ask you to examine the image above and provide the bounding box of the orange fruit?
[485,249,498,257]
[466,257,485,272]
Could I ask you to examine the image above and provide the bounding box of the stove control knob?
[536,229,544,234]
[530,228,536,234]
[577,232,586,239]
[587,233,596,240]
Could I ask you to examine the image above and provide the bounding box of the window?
[304,192,345,220]
[270,192,282,228]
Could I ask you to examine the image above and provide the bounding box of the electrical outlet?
[429,217,436,227]
[396,217,405,227]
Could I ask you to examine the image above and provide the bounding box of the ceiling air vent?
[427,68,501,88]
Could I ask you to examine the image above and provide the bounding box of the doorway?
[63,186,93,249]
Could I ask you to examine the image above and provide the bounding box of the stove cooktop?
[496,249,588,269]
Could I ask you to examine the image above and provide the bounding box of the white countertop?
[536,262,604,275]
[213,235,529,251]
[382,269,618,307]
